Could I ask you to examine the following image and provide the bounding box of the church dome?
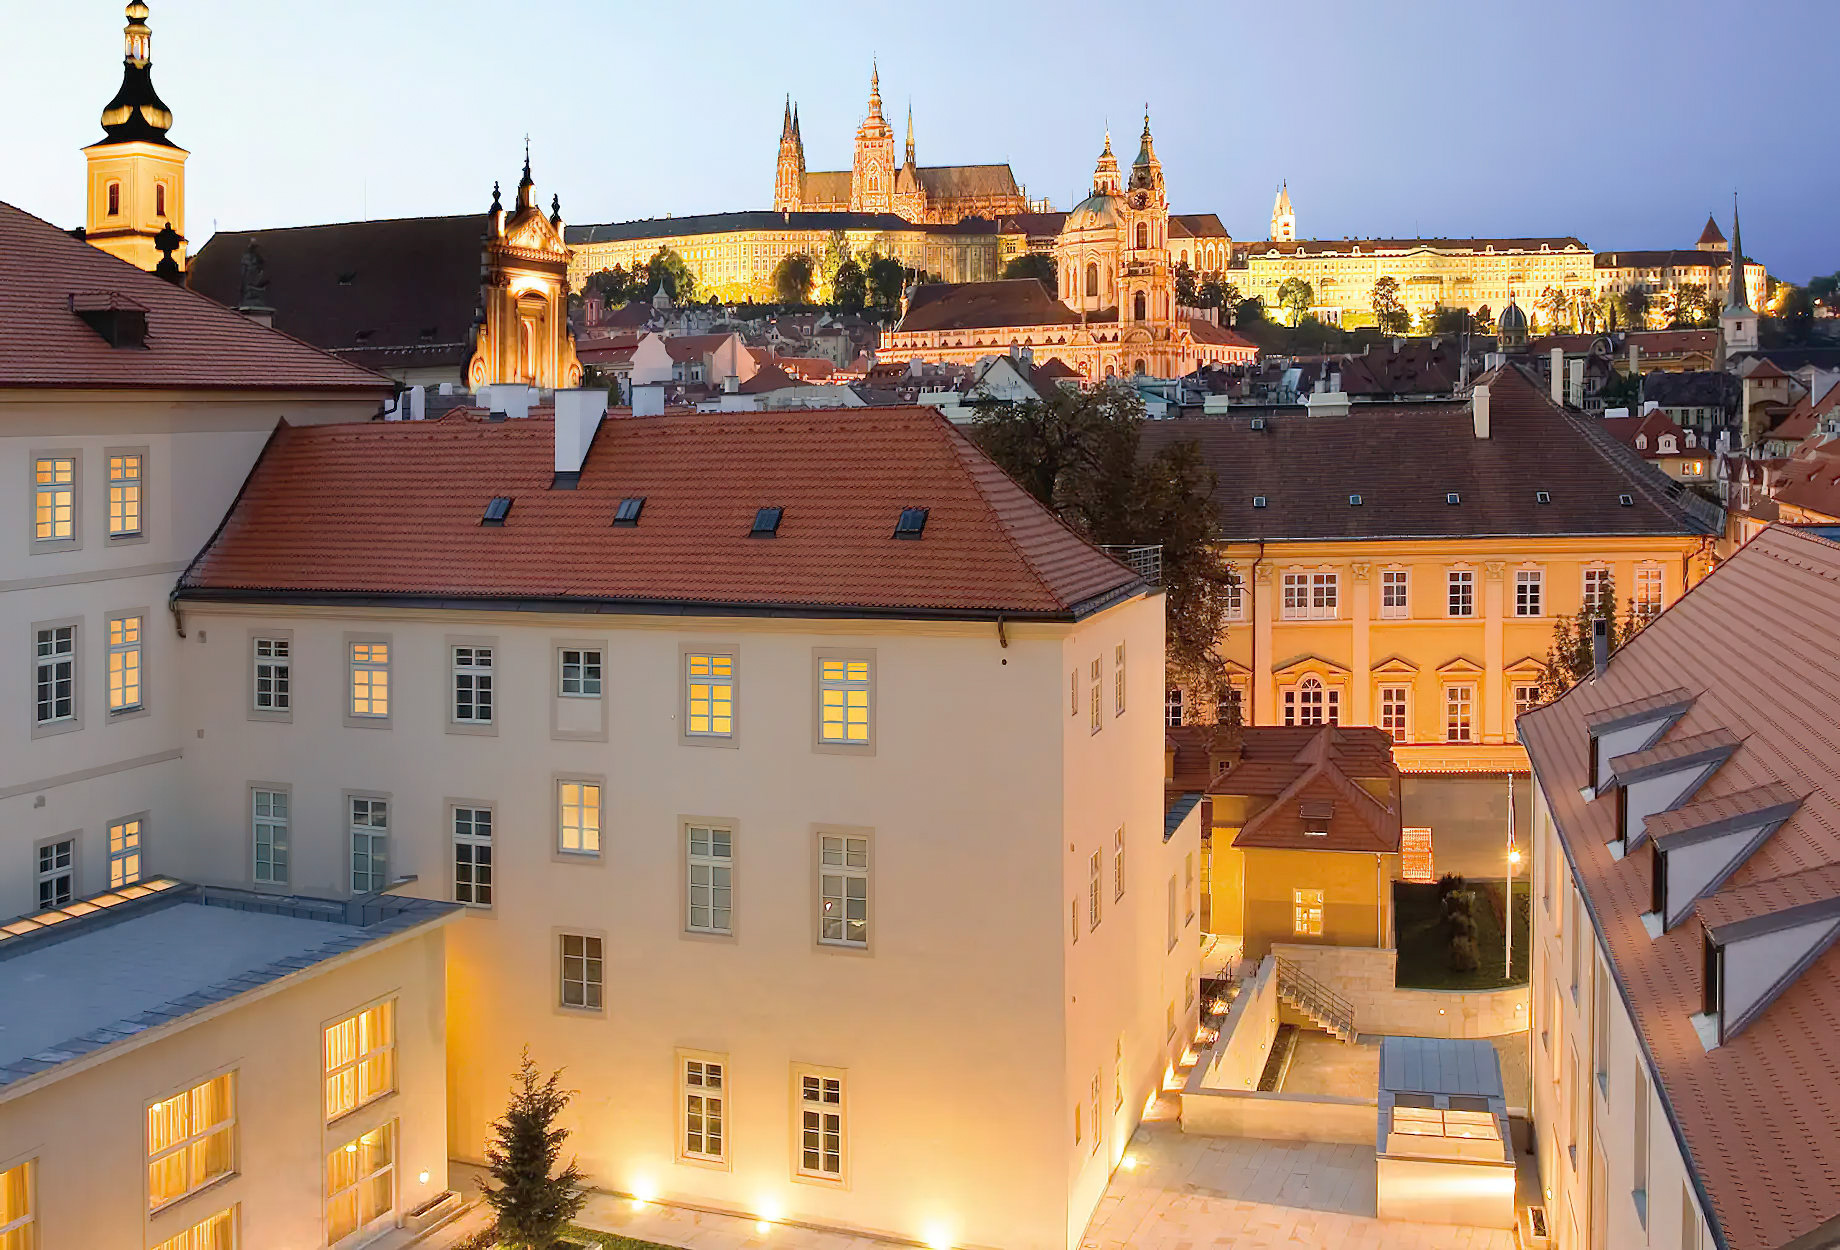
[1498,299,1527,332]
[1062,192,1120,237]
[97,3,176,147]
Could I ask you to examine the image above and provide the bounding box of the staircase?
[1275,956,1358,1042]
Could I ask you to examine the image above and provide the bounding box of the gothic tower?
[1270,181,1295,243]
[773,96,805,212]
[84,3,188,272]
[850,64,897,214]
[1721,194,1758,356]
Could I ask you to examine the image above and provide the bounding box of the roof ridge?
[940,416,1085,610]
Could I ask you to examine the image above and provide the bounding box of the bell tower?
[84,3,188,272]
[1119,113,1177,376]
[1271,181,1295,243]
[773,96,805,212]
[850,63,896,214]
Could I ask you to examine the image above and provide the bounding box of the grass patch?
[1394,879,1530,990]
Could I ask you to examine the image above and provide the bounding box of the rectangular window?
[1071,898,1080,944]
[453,807,493,906]
[1634,564,1663,620]
[1282,679,1340,726]
[818,834,869,947]
[1071,669,1079,717]
[349,797,388,894]
[559,934,603,1010]
[252,638,290,711]
[1090,1071,1103,1155]
[685,652,735,737]
[1113,826,1126,901]
[1380,569,1409,618]
[558,782,601,856]
[148,1073,235,1211]
[1089,658,1102,733]
[1633,1061,1650,1225]
[1114,643,1126,716]
[1224,570,1245,620]
[108,816,142,888]
[150,1207,234,1250]
[1515,683,1542,721]
[1185,852,1196,923]
[35,839,74,909]
[1164,687,1183,727]
[559,648,602,697]
[325,1000,395,1122]
[1167,875,1178,950]
[1516,569,1544,617]
[452,646,493,724]
[108,453,143,537]
[1088,850,1103,931]
[1281,571,1338,620]
[797,1071,845,1180]
[687,825,733,934]
[1379,685,1409,742]
[1583,566,1615,613]
[348,642,389,719]
[1681,1185,1701,1250]
[1218,680,1244,726]
[252,789,288,885]
[1292,888,1324,936]
[324,1122,393,1245]
[1445,685,1475,743]
[32,456,75,543]
[1185,970,1196,1008]
[1115,1038,1124,1111]
[818,657,872,745]
[1447,570,1475,617]
[34,626,75,726]
[681,1056,726,1163]
[0,1160,31,1250]
[108,614,143,712]
[1592,967,1611,1091]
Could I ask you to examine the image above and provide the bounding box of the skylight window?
[1536,491,1552,504]
[1349,494,1363,506]
[613,496,645,526]
[1446,492,1461,505]
[481,496,512,526]
[750,506,783,538]
[893,507,929,539]
[1252,496,1267,509]
[1619,494,1634,507]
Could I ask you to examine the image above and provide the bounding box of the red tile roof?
[1220,726,1403,853]
[1771,441,1840,520]
[1186,319,1259,350]
[1518,525,1840,1250]
[176,406,1144,619]
[895,280,1082,333]
[0,201,391,394]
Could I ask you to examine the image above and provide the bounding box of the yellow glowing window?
[325,1000,395,1122]
[818,658,871,744]
[147,1073,235,1211]
[349,642,389,717]
[33,457,75,542]
[108,614,143,711]
[0,1160,32,1250]
[150,1207,234,1250]
[685,652,734,736]
[108,817,142,888]
[558,781,601,855]
[1292,888,1325,937]
[325,1122,394,1245]
[109,454,143,536]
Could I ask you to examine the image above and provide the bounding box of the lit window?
[348,642,389,718]
[559,934,603,1009]
[452,646,493,724]
[108,614,143,712]
[1164,686,1183,727]
[1113,826,1126,901]
[1514,683,1543,721]
[818,833,869,947]
[252,638,289,711]
[32,457,75,542]
[108,816,142,888]
[797,1071,845,1180]
[1380,569,1409,618]
[1447,569,1475,617]
[325,1000,395,1122]
[687,825,733,934]
[1445,685,1475,743]
[1088,850,1103,930]
[453,807,492,906]
[349,797,388,894]
[558,782,601,856]
[34,626,75,725]
[1634,564,1663,620]
[35,839,74,909]
[108,454,143,537]
[681,1057,726,1163]
[1167,874,1178,950]
[0,1160,32,1250]
[1583,567,1615,614]
[1380,685,1409,742]
[1089,657,1103,734]
[685,652,734,737]
[1282,570,1338,620]
[1114,643,1126,716]
[1283,676,1339,726]
[818,657,872,745]
[1292,888,1324,936]
[148,1073,235,1211]
[155,184,167,218]
[253,789,288,886]
[150,1207,234,1250]
[324,1122,393,1245]
[1516,569,1544,617]
[559,648,602,697]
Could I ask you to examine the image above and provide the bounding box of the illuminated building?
[83,3,187,273]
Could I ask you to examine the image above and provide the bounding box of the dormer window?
[1583,688,1694,795]
[1647,783,1801,932]
[1606,727,1741,853]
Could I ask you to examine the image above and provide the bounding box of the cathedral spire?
[867,61,883,119]
[781,94,793,142]
[905,102,915,166]
[1724,192,1751,315]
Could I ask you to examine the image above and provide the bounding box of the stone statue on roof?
[237,239,271,311]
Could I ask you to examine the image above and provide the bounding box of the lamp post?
[1505,772,1520,980]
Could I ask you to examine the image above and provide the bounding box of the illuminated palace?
[881,122,1257,379]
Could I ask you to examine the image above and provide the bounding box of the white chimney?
[1550,348,1565,404]
[1568,359,1584,407]
[409,385,427,420]
[1628,343,1640,376]
[1304,390,1350,418]
[631,382,666,418]
[1472,383,1491,439]
[553,388,608,478]
[724,373,739,394]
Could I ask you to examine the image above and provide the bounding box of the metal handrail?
[1275,956,1356,1037]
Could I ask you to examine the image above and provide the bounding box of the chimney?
[1628,342,1640,376]
[1591,616,1609,678]
[479,383,534,420]
[1472,382,1491,439]
[1304,390,1350,418]
[631,382,666,418]
[552,387,608,481]
[1568,358,1584,407]
[1550,348,1565,404]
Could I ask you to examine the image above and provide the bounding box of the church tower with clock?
[1117,115,1180,377]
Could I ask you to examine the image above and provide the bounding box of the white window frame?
[680,1054,727,1164]
[816,653,873,749]
[1164,686,1183,727]
[147,1073,236,1213]
[1380,568,1409,618]
[1634,563,1663,620]
[347,641,390,720]
[1514,683,1543,721]
[1089,657,1102,734]
[252,637,290,713]
[324,999,396,1123]
[32,454,77,547]
[558,933,604,1010]
[1224,569,1245,621]
[1583,566,1615,612]
[108,451,144,538]
[34,625,76,727]
[557,781,602,857]
[1113,826,1126,901]
[348,796,389,894]
[1379,684,1410,742]
[1515,568,1544,617]
[324,1120,394,1247]
[1445,684,1476,743]
[795,1069,846,1181]
[453,806,493,906]
[1088,850,1103,930]
[558,647,603,697]
[451,645,494,725]
[35,837,74,909]
[1447,569,1476,618]
[1281,570,1338,620]
[817,832,869,949]
[1282,675,1340,726]
[684,651,736,739]
[1113,643,1127,716]
[1185,852,1196,923]
[252,788,289,886]
[107,612,144,713]
[686,824,733,935]
[108,815,143,889]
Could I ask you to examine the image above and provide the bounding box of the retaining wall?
[1270,943,1530,1038]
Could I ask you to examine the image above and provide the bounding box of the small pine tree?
[1538,584,1625,704]
[479,1050,588,1250]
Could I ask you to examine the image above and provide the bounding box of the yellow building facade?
[83,3,187,272]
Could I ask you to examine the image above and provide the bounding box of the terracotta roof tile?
[895,280,1083,333]
[1215,726,1403,853]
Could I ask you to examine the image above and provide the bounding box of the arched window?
[1133,291,1147,322]
[107,182,121,216]
[1136,223,1148,251]
[1134,358,1147,376]
[1086,263,1099,299]
[155,184,166,217]
[1283,676,1341,726]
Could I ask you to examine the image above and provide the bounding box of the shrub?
[1448,934,1481,972]
[1436,873,1466,901]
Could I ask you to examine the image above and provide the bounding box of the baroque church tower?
[1118,115,1179,375]
[84,2,188,272]
[467,147,583,392]
[850,65,897,214]
[1271,181,1295,243]
[773,97,805,212]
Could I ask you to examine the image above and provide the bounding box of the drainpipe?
[1248,539,1266,725]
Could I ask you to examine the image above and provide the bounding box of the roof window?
[481,496,513,526]
[1252,496,1267,509]
[1446,492,1461,505]
[750,506,783,538]
[69,292,148,349]
[1349,494,1363,507]
[893,507,929,539]
[613,497,645,526]
[1536,491,1552,504]
[1619,494,1635,507]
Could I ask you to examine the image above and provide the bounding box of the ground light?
[1121,1154,1138,1171]
[629,1180,657,1210]
[922,1224,954,1249]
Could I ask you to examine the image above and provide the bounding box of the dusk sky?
[7,0,1837,281]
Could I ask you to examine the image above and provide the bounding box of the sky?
[6,0,1837,281]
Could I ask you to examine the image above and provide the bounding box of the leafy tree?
[1537,285,1571,331]
[970,388,1238,693]
[771,253,815,305]
[1276,277,1314,325]
[1418,304,1469,336]
[865,255,906,311]
[479,1051,588,1250]
[583,266,637,306]
[1199,278,1241,321]
[1370,276,1410,334]
[818,229,852,295]
[831,258,867,313]
[1002,252,1058,291]
[1472,304,1495,335]
[1669,283,1715,328]
[1174,262,1200,307]
[1776,284,1815,344]
[1614,286,1652,330]
[640,247,696,303]
[1235,294,1269,327]
[1808,272,1839,304]
[1578,293,1607,333]
[1597,367,1641,411]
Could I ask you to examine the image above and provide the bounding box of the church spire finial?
[868,60,883,118]
[124,2,151,67]
[905,100,915,165]
[1724,191,1751,315]
[515,138,535,213]
[782,94,793,141]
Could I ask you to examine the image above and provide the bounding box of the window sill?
[446,720,498,738]
[30,718,82,740]
[107,532,150,547]
[108,704,149,723]
[817,939,871,957]
[342,716,393,730]
[246,706,293,724]
[149,1170,238,1219]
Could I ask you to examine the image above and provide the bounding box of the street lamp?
[1506,842,1521,978]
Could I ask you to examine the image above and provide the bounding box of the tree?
[771,253,815,305]
[1618,286,1652,329]
[1002,252,1057,291]
[1537,585,1634,703]
[1235,294,1269,327]
[1776,284,1815,344]
[1537,285,1571,331]
[1597,367,1641,412]
[818,229,852,296]
[969,388,1238,692]
[1417,304,1468,336]
[1808,272,1839,304]
[479,1050,588,1250]
[1276,278,1314,325]
[642,247,696,304]
[1174,262,1200,308]
[865,255,906,312]
[1200,278,1241,321]
[831,259,866,313]
[1472,304,1495,335]
[1578,293,1606,333]
[1369,276,1410,334]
